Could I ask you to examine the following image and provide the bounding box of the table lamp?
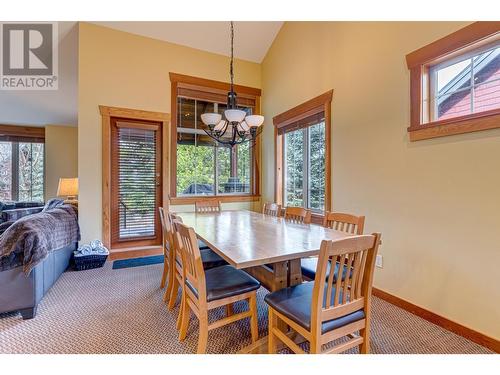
[57,177,79,205]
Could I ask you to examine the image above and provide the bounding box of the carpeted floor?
[0,262,493,354]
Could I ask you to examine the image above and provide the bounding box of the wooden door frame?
[100,105,170,250]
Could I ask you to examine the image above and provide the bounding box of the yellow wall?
[261,22,500,339]
[44,125,78,199]
[78,22,261,243]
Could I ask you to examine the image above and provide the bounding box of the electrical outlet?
[375,254,383,268]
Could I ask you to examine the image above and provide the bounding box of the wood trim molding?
[169,73,261,203]
[373,288,500,353]
[409,66,422,127]
[273,90,333,212]
[0,124,45,142]
[273,90,333,129]
[170,194,260,205]
[100,105,170,250]
[405,22,500,141]
[406,22,500,68]
[109,246,163,260]
[169,72,261,97]
[408,110,500,141]
[324,96,332,212]
[99,106,170,122]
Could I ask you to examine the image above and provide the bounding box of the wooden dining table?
[178,209,356,353]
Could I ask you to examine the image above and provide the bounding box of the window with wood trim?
[274,90,332,216]
[169,73,261,203]
[0,125,45,202]
[406,22,500,141]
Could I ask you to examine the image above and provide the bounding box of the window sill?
[407,109,500,141]
[170,195,260,205]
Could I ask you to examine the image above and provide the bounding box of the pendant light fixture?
[200,22,264,147]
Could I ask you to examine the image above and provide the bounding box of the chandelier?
[200,22,264,147]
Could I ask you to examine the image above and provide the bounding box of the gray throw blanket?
[0,204,80,274]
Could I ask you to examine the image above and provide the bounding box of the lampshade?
[224,109,246,123]
[57,178,79,197]
[245,115,264,127]
[214,120,227,131]
[201,113,222,126]
[237,121,250,132]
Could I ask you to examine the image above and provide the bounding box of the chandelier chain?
[201,21,263,147]
[230,21,234,92]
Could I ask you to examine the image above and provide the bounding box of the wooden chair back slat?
[284,206,311,224]
[167,213,184,266]
[311,234,381,329]
[159,208,178,263]
[263,202,281,217]
[323,212,365,235]
[356,248,369,300]
[195,199,222,213]
[159,207,169,251]
[173,221,206,299]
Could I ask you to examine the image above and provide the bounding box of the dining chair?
[195,199,222,213]
[265,206,310,271]
[301,212,365,281]
[262,202,281,217]
[166,213,227,312]
[284,206,311,224]
[174,221,261,353]
[324,212,365,234]
[265,233,381,354]
[158,207,171,291]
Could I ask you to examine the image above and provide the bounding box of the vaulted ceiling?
[93,22,283,63]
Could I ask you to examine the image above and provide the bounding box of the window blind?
[278,112,325,135]
[111,123,160,242]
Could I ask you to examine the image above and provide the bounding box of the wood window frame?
[0,124,45,202]
[169,72,261,205]
[273,90,333,224]
[100,105,170,250]
[0,124,45,143]
[406,22,500,141]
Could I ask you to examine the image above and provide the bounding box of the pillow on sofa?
[42,198,65,212]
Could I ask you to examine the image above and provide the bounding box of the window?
[406,22,500,141]
[176,97,252,196]
[170,73,261,203]
[0,125,45,202]
[430,44,499,121]
[284,119,326,211]
[274,90,332,218]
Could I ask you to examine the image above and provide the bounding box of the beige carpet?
[0,262,493,354]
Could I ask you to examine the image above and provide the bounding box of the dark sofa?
[0,201,44,225]
[0,242,76,319]
[0,201,79,319]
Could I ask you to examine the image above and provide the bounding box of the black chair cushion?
[200,248,227,269]
[187,265,260,302]
[264,281,365,334]
[301,258,351,282]
[198,239,210,250]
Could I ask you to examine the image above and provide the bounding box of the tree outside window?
[0,141,44,202]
